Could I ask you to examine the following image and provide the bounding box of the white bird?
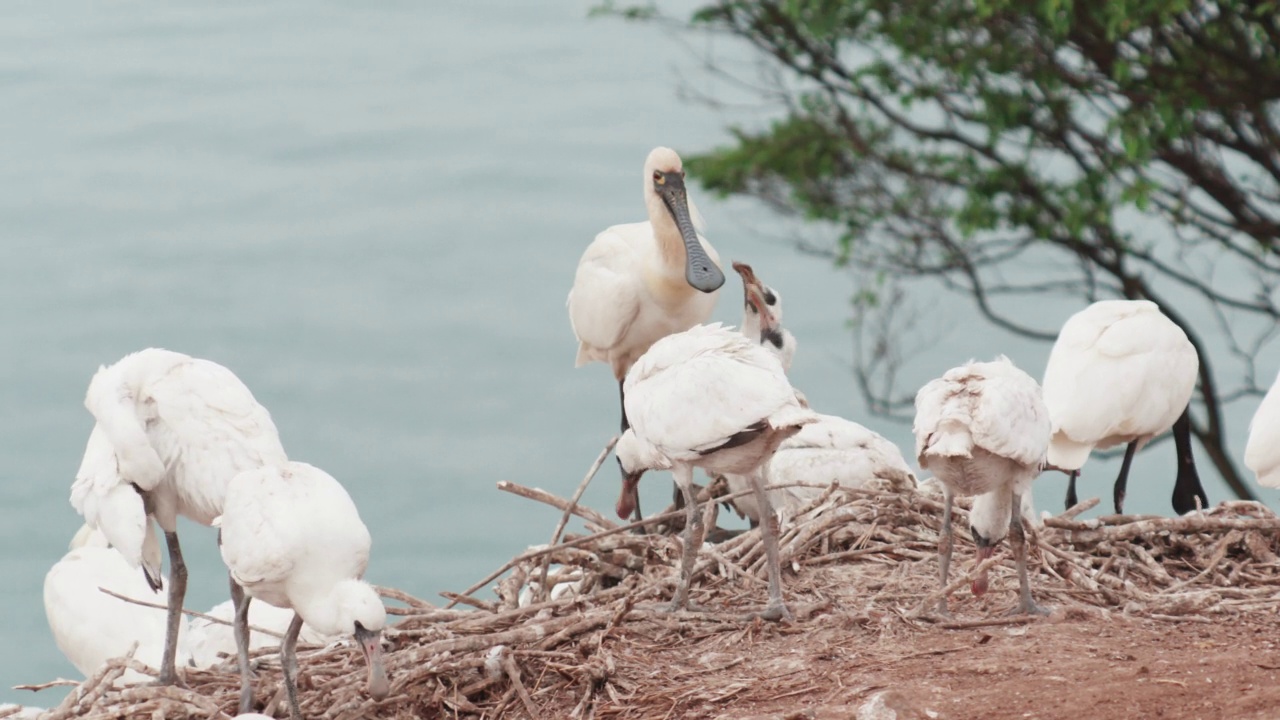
[721,262,915,525]
[70,347,288,685]
[187,599,335,670]
[0,705,45,720]
[1245,369,1280,488]
[1041,300,1206,514]
[914,356,1051,615]
[218,461,390,719]
[568,146,725,521]
[614,323,817,618]
[725,415,918,526]
[44,525,193,683]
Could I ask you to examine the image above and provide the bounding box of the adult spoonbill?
[44,525,193,683]
[614,323,816,618]
[218,461,390,718]
[1245,370,1280,489]
[187,598,334,670]
[70,347,288,685]
[568,146,725,521]
[722,262,915,525]
[1041,300,1207,514]
[914,356,1051,616]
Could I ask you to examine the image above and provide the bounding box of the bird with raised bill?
[1041,299,1207,515]
[914,356,1051,616]
[218,461,390,719]
[568,146,725,522]
[69,348,288,686]
[614,323,816,619]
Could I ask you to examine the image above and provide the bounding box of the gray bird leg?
[155,530,187,686]
[282,613,305,720]
[937,487,954,616]
[668,465,702,612]
[749,468,792,621]
[230,578,254,714]
[1010,493,1050,616]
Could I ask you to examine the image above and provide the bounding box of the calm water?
[0,1,1270,706]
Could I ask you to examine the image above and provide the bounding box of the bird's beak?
[971,545,995,596]
[354,625,390,701]
[615,466,644,520]
[657,173,723,293]
[731,261,775,333]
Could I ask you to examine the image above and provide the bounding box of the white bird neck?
[970,491,1013,545]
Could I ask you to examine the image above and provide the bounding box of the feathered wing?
[624,324,799,456]
[567,228,644,367]
[187,599,332,669]
[1245,371,1280,488]
[967,360,1052,468]
[770,415,916,491]
[146,359,288,525]
[1043,301,1197,466]
[912,374,970,464]
[83,362,168,493]
[218,466,300,593]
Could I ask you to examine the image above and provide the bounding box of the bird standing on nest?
[218,462,390,718]
[614,323,816,619]
[1040,299,1207,515]
[568,146,725,522]
[914,355,1051,616]
[70,348,288,686]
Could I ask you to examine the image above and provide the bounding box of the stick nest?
[21,475,1280,720]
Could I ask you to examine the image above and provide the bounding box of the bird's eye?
[653,171,664,185]
[764,290,777,306]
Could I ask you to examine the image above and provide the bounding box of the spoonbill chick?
[614,323,816,618]
[70,348,287,685]
[44,525,193,683]
[1041,300,1206,514]
[568,147,725,521]
[914,356,1051,615]
[218,462,390,719]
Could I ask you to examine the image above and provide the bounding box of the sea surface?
[0,1,1271,706]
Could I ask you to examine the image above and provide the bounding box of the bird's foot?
[664,598,711,614]
[749,602,793,623]
[149,671,188,690]
[705,527,746,544]
[1009,600,1052,617]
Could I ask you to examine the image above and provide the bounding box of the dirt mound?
[18,466,1280,720]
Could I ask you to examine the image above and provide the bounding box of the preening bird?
[914,356,1051,616]
[218,462,389,719]
[187,599,334,670]
[1245,369,1280,489]
[614,323,816,618]
[1041,300,1207,514]
[70,348,288,685]
[568,147,725,521]
[44,525,193,683]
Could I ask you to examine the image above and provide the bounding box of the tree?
[598,0,1280,501]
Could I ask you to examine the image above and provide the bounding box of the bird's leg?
[937,487,954,616]
[668,466,703,612]
[1064,471,1079,512]
[230,577,254,714]
[154,530,187,687]
[618,379,644,525]
[1170,407,1209,514]
[749,468,792,621]
[1009,493,1050,616]
[1112,441,1139,515]
[282,613,305,720]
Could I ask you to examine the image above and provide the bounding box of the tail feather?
[1047,432,1093,471]
[85,364,166,491]
[922,421,974,459]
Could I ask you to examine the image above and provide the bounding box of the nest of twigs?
[17,444,1280,720]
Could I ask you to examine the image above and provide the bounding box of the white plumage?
[726,414,917,526]
[0,705,45,720]
[43,525,192,683]
[1245,369,1280,488]
[615,323,817,618]
[568,147,725,520]
[1041,299,1206,514]
[69,347,288,685]
[914,355,1051,615]
[218,461,389,718]
[187,599,335,670]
